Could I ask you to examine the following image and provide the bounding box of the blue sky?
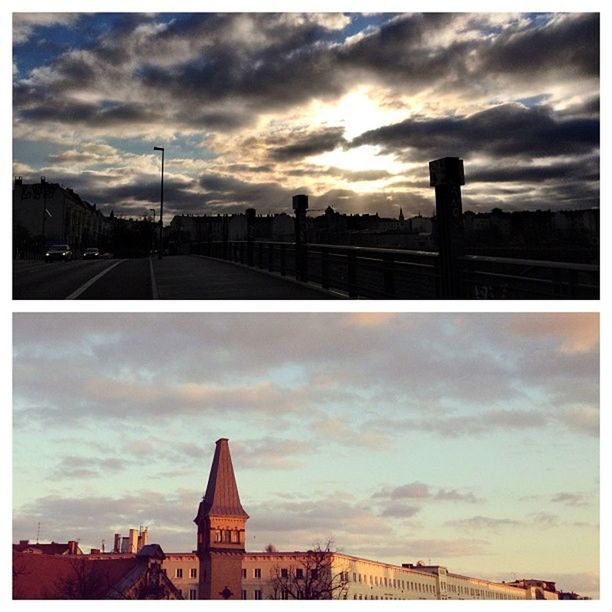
[12,12,599,219]
[12,313,599,597]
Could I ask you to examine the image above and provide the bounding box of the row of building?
[13,438,588,600]
[13,178,114,257]
[13,178,599,262]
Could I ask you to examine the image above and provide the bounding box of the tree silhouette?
[269,540,349,600]
[49,558,110,599]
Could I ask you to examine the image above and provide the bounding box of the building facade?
[13,178,112,255]
[160,438,560,601]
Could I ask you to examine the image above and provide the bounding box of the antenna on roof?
[36,522,40,544]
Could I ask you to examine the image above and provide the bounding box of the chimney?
[138,528,149,550]
[113,533,121,553]
[90,548,100,555]
[67,540,78,555]
[14,176,23,186]
[128,528,138,553]
[19,540,29,547]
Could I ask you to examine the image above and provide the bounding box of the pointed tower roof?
[195,438,249,521]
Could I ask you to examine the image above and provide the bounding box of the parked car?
[45,244,73,262]
[83,247,100,259]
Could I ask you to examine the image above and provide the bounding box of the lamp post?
[41,176,47,250]
[149,208,156,254]
[153,146,165,259]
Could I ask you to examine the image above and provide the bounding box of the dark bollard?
[429,157,466,298]
[293,195,308,282]
[246,208,256,267]
[222,215,229,260]
[321,247,330,290]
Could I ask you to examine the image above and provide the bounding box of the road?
[13,256,333,300]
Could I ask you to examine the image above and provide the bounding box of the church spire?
[195,438,248,521]
[194,438,248,599]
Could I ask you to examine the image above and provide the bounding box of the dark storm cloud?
[13,13,599,134]
[18,97,163,128]
[137,14,349,115]
[33,172,205,217]
[336,13,599,97]
[268,127,346,161]
[351,103,599,161]
[469,158,599,184]
[478,13,599,78]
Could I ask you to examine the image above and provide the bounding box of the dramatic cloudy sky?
[13,313,599,597]
[12,12,599,220]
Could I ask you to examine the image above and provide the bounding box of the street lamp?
[153,146,164,259]
[149,208,156,254]
[41,176,47,250]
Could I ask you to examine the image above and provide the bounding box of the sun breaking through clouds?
[13,12,599,219]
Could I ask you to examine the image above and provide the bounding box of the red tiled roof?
[13,552,139,599]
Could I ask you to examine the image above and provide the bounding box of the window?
[214,530,222,543]
[254,590,262,600]
[296,568,304,579]
[241,590,247,600]
[189,589,197,600]
[223,530,231,543]
[176,568,183,579]
[242,568,247,578]
[310,569,318,579]
[281,590,289,600]
[231,530,239,543]
[281,568,288,578]
[254,568,262,579]
[190,568,197,579]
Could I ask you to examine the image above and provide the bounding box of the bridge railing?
[191,240,598,299]
[460,255,599,299]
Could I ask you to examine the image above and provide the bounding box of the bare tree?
[264,543,277,553]
[269,540,349,600]
[49,559,110,599]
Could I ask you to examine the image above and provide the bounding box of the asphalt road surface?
[13,256,333,300]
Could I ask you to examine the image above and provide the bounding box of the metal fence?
[191,240,599,299]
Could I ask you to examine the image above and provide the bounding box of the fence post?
[429,157,466,298]
[348,250,357,297]
[246,208,256,266]
[222,215,229,260]
[321,247,330,289]
[383,252,395,297]
[280,243,286,276]
[293,195,308,281]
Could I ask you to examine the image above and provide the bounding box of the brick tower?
[194,438,249,599]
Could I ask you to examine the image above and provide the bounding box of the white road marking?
[65,260,126,299]
[149,256,159,299]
